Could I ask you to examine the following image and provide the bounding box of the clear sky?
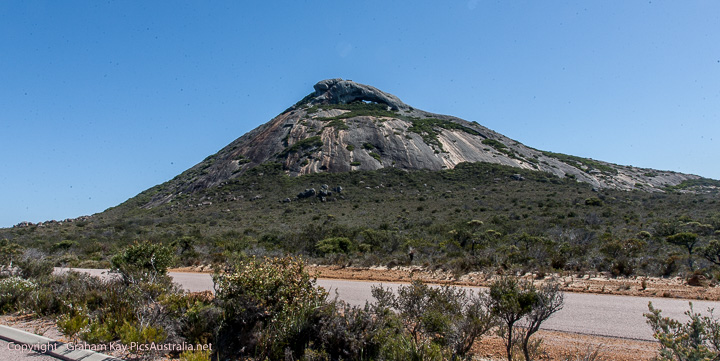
[1,1,719,228]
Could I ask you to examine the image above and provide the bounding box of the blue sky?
[1,1,719,228]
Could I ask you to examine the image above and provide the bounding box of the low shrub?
[0,277,36,312]
[214,255,328,360]
[372,280,496,359]
[645,302,720,360]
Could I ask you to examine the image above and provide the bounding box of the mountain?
[143,78,699,208]
[5,79,720,277]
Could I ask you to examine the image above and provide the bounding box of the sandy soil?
[472,331,657,361]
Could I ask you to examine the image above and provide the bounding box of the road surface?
[57,268,719,341]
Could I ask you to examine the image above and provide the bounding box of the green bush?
[0,239,23,268]
[0,277,36,312]
[57,312,88,342]
[280,136,324,157]
[645,302,720,360]
[372,280,495,358]
[111,240,175,282]
[214,256,328,360]
[163,292,221,346]
[482,138,507,150]
[179,349,211,361]
[16,257,54,279]
[315,237,355,255]
[117,321,166,345]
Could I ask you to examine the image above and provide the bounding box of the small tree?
[467,219,484,254]
[667,233,700,270]
[519,281,564,361]
[488,276,564,361]
[700,239,720,266]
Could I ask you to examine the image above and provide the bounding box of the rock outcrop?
[141,78,705,208]
[311,78,410,111]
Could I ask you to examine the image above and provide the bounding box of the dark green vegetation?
[310,101,398,119]
[541,151,618,175]
[2,161,720,279]
[0,241,564,361]
[405,117,480,150]
[666,178,720,191]
[279,136,324,157]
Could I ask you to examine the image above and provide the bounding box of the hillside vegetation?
[3,162,719,279]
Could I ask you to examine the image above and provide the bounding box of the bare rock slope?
[144,79,700,207]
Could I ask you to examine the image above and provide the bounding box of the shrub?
[179,349,211,361]
[482,138,507,150]
[166,293,221,345]
[280,136,324,156]
[0,239,23,269]
[111,241,175,283]
[117,321,166,345]
[315,237,354,256]
[645,302,720,360]
[51,240,78,253]
[0,277,36,312]
[313,301,388,360]
[213,256,328,360]
[372,280,495,358]
[57,312,88,342]
[16,257,54,279]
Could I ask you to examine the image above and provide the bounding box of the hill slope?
[3,79,719,279]
[142,78,699,208]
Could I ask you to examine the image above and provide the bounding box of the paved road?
[315,278,718,341]
[58,268,719,341]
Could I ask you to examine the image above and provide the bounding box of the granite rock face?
[142,79,703,207]
[311,79,410,111]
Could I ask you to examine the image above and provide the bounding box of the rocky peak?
[311,78,410,111]
[139,79,706,208]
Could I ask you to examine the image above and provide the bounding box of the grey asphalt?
[57,268,720,341]
[315,278,719,341]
